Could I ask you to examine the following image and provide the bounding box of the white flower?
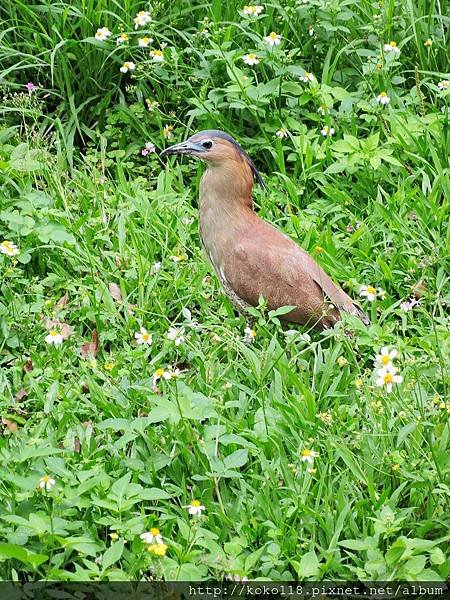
[276,128,288,138]
[243,5,264,15]
[151,261,162,274]
[138,36,154,47]
[95,27,112,41]
[300,71,315,83]
[383,41,401,55]
[150,49,164,62]
[39,475,56,490]
[185,500,205,516]
[359,284,377,301]
[243,53,259,66]
[243,326,256,343]
[152,366,181,389]
[300,449,319,464]
[376,92,390,105]
[134,10,152,29]
[120,61,136,73]
[116,33,129,44]
[45,330,63,345]
[317,105,326,115]
[375,365,403,393]
[264,32,281,46]
[437,79,449,91]
[162,367,180,380]
[378,288,387,300]
[321,125,335,137]
[308,26,314,36]
[376,347,398,368]
[135,327,152,345]
[0,240,19,256]
[140,527,163,544]
[167,327,185,346]
[163,125,174,139]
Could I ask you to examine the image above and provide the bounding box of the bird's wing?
[223,218,368,325]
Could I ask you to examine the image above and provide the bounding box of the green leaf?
[296,550,321,577]
[139,488,174,501]
[404,555,427,575]
[102,540,124,571]
[224,449,248,470]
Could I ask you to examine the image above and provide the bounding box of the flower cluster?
[94,9,165,74]
[140,527,167,557]
[242,5,264,15]
[0,240,19,257]
[374,347,403,393]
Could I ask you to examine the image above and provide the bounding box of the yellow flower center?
[248,53,257,60]
[152,50,163,56]
[155,368,164,377]
[42,475,50,483]
[269,32,278,39]
[119,34,128,40]
[301,449,311,457]
[150,527,160,536]
[367,285,376,293]
[381,355,390,365]
[383,373,394,384]
[50,330,58,337]
[1,241,12,248]
[389,41,397,47]
[142,333,150,340]
[191,500,201,507]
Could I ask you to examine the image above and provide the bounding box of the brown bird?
[161,130,368,329]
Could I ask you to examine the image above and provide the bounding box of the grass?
[0,0,449,582]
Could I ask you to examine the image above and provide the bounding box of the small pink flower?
[400,297,419,312]
[141,142,156,156]
[25,82,37,93]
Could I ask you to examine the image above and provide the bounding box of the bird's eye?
[202,140,213,149]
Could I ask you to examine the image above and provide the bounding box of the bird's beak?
[160,140,206,158]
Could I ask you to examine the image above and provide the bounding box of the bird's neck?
[198,165,255,268]
[199,164,254,215]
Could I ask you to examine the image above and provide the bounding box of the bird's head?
[160,130,264,187]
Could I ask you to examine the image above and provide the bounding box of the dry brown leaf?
[108,282,122,303]
[80,329,99,357]
[2,418,18,433]
[412,280,427,298]
[57,293,69,308]
[15,388,28,402]
[24,359,33,372]
[74,437,81,453]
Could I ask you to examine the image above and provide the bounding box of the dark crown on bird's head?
[190,129,265,188]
